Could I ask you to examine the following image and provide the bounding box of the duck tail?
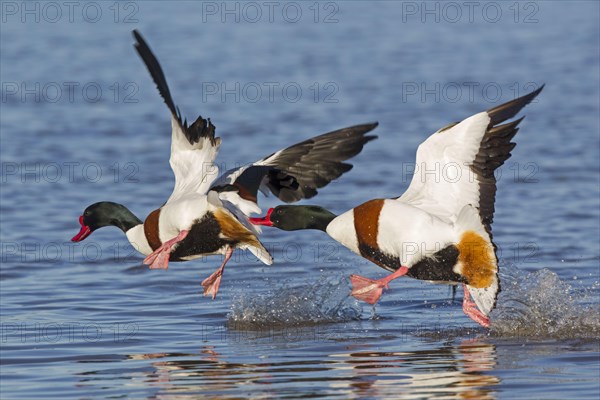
[454,205,499,316]
[245,242,273,266]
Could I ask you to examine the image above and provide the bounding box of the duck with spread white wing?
[71,30,378,299]
[250,86,544,327]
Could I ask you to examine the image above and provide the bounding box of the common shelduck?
[250,86,544,327]
[72,30,378,299]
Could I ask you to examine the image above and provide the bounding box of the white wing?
[133,30,221,204]
[399,112,490,221]
[399,86,544,233]
[167,116,220,203]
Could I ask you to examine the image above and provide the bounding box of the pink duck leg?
[143,230,189,270]
[349,266,409,304]
[462,285,490,328]
[201,246,233,299]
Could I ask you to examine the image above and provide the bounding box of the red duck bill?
[72,215,92,242]
[249,208,274,226]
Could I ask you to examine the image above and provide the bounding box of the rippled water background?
[1,1,599,398]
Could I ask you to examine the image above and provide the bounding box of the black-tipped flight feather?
[474,84,544,236]
[133,29,217,146]
[212,122,378,203]
[400,86,544,237]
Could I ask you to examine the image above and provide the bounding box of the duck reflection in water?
[115,340,498,398]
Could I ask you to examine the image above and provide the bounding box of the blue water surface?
[1,1,599,398]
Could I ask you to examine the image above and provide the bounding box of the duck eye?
[84,211,91,216]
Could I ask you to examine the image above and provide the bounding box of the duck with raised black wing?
[251,86,544,327]
[72,30,378,299]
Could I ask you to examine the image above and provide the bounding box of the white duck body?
[327,199,457,267]
[125,225,153,256]
[123,194,214,258]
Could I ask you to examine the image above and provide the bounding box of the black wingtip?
[132,30,217,146]
[473,86,543,237]
[243,121,378,203]
[487,84,544,126]
[339,122,379,140]
[187,115,218,145]
[132,29,142,42]
[356,123,379,144]
[356,121,379,133]
[132,29,179,119]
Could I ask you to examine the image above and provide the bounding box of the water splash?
[490,266,600,339]
[228,273,362,330]
[227,265,599,339]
